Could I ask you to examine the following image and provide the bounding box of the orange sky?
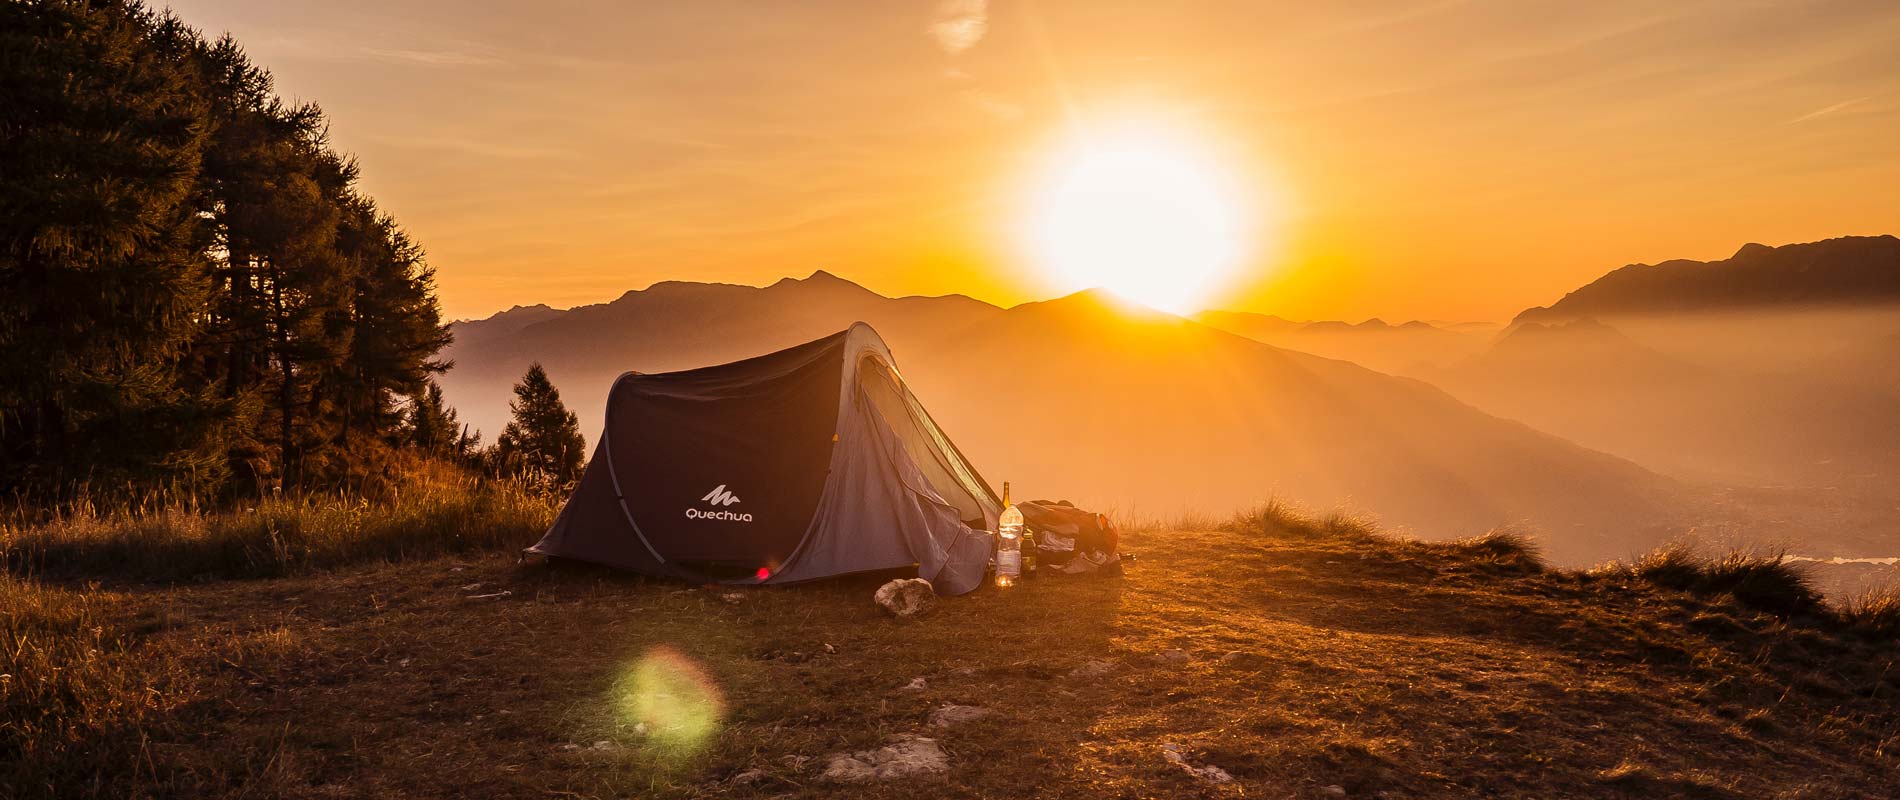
[162,0,1900,323]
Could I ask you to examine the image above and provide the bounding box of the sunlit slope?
[903,292,1678,564]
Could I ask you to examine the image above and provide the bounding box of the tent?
[526,323,1002,594]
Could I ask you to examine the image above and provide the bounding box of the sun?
[1023,128,1248,314]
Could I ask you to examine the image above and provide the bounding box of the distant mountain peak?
[767,269,879,295]
[1516,235,1900,323]
[1004,288,1183,327]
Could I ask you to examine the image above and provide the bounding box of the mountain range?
[441,235,1900,563]
[1193,311,1487,378]
[441,273,1681,565]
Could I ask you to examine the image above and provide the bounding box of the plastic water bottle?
[996,481,1023,588]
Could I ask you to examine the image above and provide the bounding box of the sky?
[159,0,1900,323]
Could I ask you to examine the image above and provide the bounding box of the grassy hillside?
[5,502,1897,798]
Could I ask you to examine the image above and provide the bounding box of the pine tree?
[194,39,355,489]
[492,363,585,488]
[2,1,455,500]
[334,194,451,449]
[0,1,233,497]
[405,379,472,459]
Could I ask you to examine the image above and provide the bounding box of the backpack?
[1017,500,1121,574]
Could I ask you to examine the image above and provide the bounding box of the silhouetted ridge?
[1516,235,1900,323]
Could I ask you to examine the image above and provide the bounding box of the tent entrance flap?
[856,355,1000,528]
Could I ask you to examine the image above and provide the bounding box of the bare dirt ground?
[25,524,1900,798]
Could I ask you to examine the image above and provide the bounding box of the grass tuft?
[1619,544,1825,618]
[1447,528,1546,574]
[1838,586,1900,637]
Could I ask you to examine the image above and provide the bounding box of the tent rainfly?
[526,323,1002,594]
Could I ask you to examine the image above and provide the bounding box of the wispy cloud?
[357,46,500,67]
[1788,95,1872,124]
[366,134,569,161]
[929,0,988,55]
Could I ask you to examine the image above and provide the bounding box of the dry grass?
[0,576,194,794]
[1,468,558,583]
[3,502,1896,798]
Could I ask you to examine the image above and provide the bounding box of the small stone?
[927,704,992,727]
[900,677,928,691]
[591,740,616,751]
[821,735,949,782]
[1069,659,1119,679]
[1199,765,1236,784]
[1321,786,1348,797]
[557,743,582,752]
[720,592,745,604]
[823,643,837,654]
[874,578,938,618]
[1220,650,1270,670]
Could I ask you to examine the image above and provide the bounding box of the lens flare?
[611,646,725,758]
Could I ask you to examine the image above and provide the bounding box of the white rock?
[720,592,745,604]
[821,735,949,782]
[927,704,992,727]
[900,677,928,691]
[1320,785,1348,797]
[874,578,938,618]
[1161,743,1234,784]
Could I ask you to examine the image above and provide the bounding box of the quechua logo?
[687,484,753,521]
